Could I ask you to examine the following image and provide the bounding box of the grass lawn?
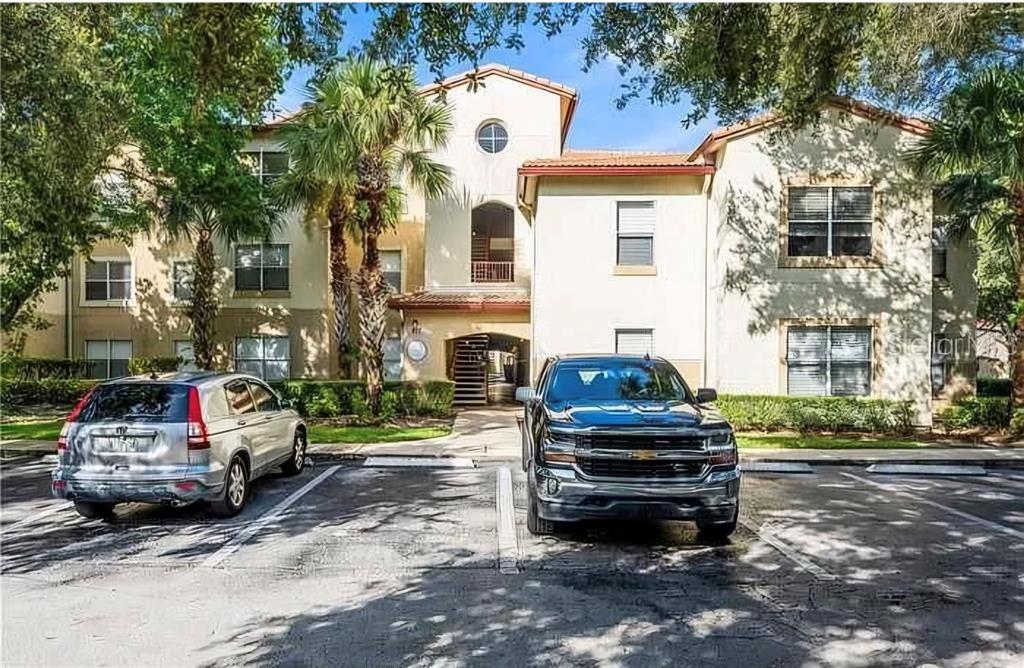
[0,419,449,445]
[737,433,924,449]
[307,424,450,444]
[0,419,63,441]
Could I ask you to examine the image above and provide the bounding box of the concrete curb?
[741,455,1024,470]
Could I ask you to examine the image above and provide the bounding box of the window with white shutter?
[787,325,871,396]
[616,201,655,265]
[787,186,872,257]
[615,329,654,356]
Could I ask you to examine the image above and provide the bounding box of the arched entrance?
[447,333,530,405]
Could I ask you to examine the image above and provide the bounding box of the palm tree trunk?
[189,222,218,371]
[328,197,353,377]
[1012,192,1024,410]
[358,197,388,416]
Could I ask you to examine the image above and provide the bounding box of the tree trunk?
[358,196,388,416]
[328,197,353,377]
[1012,192,1024,411]
[189,223,218,371]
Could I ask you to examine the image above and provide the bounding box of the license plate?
[95,436,145,453]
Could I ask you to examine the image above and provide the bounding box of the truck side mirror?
[695,388,717,403]
[515,387,537,404]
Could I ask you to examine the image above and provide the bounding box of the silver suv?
[51,372,307,519]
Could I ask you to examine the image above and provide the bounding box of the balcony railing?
[471,261,514,283]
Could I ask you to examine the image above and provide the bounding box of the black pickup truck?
[516,354,740,538]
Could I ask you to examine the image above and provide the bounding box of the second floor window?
[242,149,289,185]
[235,244,289,291]
[381,250,402,292]
[172,261,193,300]
[787,186,873,258]
[616,201,655,266]
[85,259,131,301]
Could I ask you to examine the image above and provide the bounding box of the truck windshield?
[77,384,191,423]
[547,360,690,403]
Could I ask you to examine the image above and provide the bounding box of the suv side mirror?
[280,398,294,410]
[515,387,537,404]
[695,388,717,404]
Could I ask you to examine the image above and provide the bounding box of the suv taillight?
[187,387,210,450]
[707,433,737,466]
[58,388,95,454]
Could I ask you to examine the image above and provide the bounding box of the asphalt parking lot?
[2,454,1022,667]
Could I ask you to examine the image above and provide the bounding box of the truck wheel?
[526,488,556,536]
[74,501,116,520]
[697,509,738,541]
[210,455,249,518]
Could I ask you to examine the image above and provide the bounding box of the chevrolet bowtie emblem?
[633,450,656,460]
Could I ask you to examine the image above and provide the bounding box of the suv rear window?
[547,360,690,403]
[78,383,191,423]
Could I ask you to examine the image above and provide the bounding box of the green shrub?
[1,356,91,380]
[977,377,1011,397]
[936,397,1010,430]
[271,380,455,419]
[1011,408,1024,435]
[714,394,915,434]
[0,379,97,406]
[127,357,182,376]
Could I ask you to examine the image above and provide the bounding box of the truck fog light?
[545,477,561,496]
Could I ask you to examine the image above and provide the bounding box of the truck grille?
[576,433,707,451]
[576,457,706,479]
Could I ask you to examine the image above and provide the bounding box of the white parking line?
[840,471,1024,540]
[738,517,836,580]
[201,465,341,568]
[495,466,518,574]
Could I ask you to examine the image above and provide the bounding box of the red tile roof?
[418,63,577,99]
[388,291,530,312]
[519,150,715,176]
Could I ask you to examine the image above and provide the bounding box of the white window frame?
[380,249,403,293]
[173,339,197,372]
[786,186,873,258]
[171,259,193,302]
[476,120,509,154]
[614,328,655,356]
[242,148,289,185]
[615,200,656,266]
[82,257,133,305]
[234,335,291,381]
[786,325,872,397]
[85,339,132,378]
[383,335,403,380]
[234,243,290,292]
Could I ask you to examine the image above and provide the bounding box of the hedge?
[0,379,98,406]
[128,357,182,375]
[936,397,1011,430]
[271,380,455,419]
[714,394,915,434]
[1,357,91,380]
[977,377,1011,397]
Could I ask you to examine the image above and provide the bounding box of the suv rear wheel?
[210,455,248,518]
[74,501,116,520]
[281,430,306,476]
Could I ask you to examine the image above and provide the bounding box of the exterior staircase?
[453,335,489,406]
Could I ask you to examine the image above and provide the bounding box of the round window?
[405,339,429,363]
[476,122,508,154]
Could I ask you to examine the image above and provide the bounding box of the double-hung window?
[615,329,655,356]
[86,340,132,378]
[235,244,289,291]
[787,186,873,257]
[616,201,655,266]
[383,336,403,380]
[85,259,132,301]
[242,149,289,185]
[235,335,290,380]
[172,261,193,301]
[173,340,197,372]
[381,250,402,293]
[787,326,871,396]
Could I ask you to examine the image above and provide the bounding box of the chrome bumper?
[532,464,741,523]
[52,468,226,504]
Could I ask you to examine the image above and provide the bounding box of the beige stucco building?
[17,65,975,423]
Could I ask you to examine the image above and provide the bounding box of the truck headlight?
[707,432,737,466]
[541,428,576,465]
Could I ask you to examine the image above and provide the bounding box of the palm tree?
[273,111,359,376]
[912,66,1024,405]
[315,59,453,414]
[161,162,278,370]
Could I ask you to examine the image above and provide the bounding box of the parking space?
[2,456,1022,666]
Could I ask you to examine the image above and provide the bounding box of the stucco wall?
[532,175,708,386]
[706,108,937,422]
[424,76,563,290]
[400,310,530,381]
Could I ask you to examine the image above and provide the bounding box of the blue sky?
[274,10,720,154]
